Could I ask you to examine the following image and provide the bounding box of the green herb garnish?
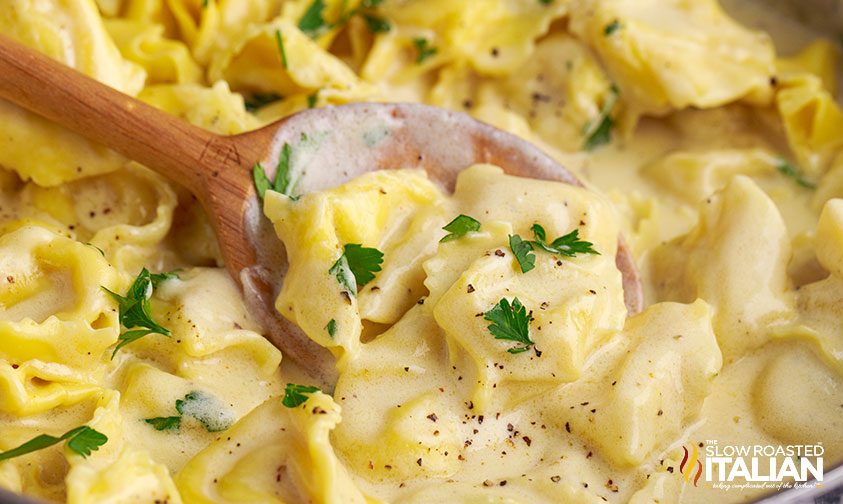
[530,224,599,257]
[775,158,816,189]
[325,319,337,338]
[244,93,282,112]
[363,14,391,33]
[307,92,318,109]
[329,244,384,297]
[604,20,622,35]
[253,143,294,200]
[103,268,176,358]
[0,426,107,461]
[329,253,357,297]
[583,84,619,150]
[509,234,536,273]
[484,297,534,354]
[175,391,234,432]
[86,243,105,256]
[298,0,390,38]
[440,214,481,242]
[298,0,328,38]
[275,29,288,69]
[144,391,232,433]
[413,38,437,64]
[144,416,181,432]
[283,383,321,408]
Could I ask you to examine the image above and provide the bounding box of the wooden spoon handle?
[0,33,213,192]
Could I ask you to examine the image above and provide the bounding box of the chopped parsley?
[604,20,622,35]
[282,383,321,408]
[253,143,294,200]
[538,0,552,4]
[325,319,337,338]
[145,391,233,433]
[484,297,534,354]
[298,0,390,38]
[243,93,282,112]
[441,214,481,242]
[275,29,288,69]
[329,244,384,296]
[329,254,358,296]
[363,14,391,33]
[530,224,599,257]
[103,268,177,359]
[144,416,181,432]
[775,158,816,189]
[175,391,234,432]
[86,242,105,256]
[413,38,437,63]
[583,84,619,150]
[298,0,329,38]
[307,92,318,109]
[0,426,107,461]
[509,235,536,273]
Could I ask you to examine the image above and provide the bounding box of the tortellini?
[569,0,776,117]
[650,176,795,360]
[265,169,448,363]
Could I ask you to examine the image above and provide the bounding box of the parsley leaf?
[440,214,481,242]
[244,93,282,112]
[530,224,599,257]
[145,391,232,433]
[583,84,619,150]
[298,0,328,38]
[604,20,622,35]
[144,416,181,432]
[509,234,536,273]
[298,0,390,39]
[283,383,321,408]
[253,143,295,200]
[275,143,293,195]
[775,158,816,189]
[343,244,384,286]
[175,391,235,432]
[325,319,337,338]
[329,244,383,295]
[253,163,273,200]
[149,270,179,288]
[307,92,318,109]
[329,253,357,297]
[275,29,288,69]
[0,426,107,461]
[103,268,175,358]
[413,38,437,64]
[65,427,108,457]
[484,297,534,354]
[363,14,391,33]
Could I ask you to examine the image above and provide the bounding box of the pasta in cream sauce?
[0,0,842,503]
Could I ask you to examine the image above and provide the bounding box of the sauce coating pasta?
[0,0,842,503]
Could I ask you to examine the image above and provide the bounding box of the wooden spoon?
[0,34,642,386]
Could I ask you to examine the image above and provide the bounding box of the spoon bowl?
[0,34,642,386]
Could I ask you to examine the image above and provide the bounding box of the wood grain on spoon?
[0,34,643,387]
